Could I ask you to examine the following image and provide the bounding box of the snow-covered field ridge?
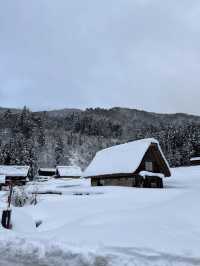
[1,166,200,265]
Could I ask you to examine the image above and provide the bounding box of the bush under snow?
[11,187,37,207]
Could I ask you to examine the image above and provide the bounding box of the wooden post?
[8,182,13,208]
[1,181,13,229]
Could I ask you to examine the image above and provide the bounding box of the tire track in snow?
[0,237,200,266]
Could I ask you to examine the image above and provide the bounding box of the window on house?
[145,161,153,172]
[97,179,105,186]
[100,180,105,186]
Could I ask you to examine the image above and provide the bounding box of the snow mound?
[0,237,199,266]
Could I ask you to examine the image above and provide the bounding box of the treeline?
[0,106,200,176]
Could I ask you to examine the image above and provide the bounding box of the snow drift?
[0,236,199,266]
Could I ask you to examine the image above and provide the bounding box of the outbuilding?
[83,138,171,188]
[56,166,82,179]
[0,165,30,186]
[38,168,56,177]
[190,157,200,166]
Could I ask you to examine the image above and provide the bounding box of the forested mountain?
[0,106,200,176]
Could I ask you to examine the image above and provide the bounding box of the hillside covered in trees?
[0,106,200,176]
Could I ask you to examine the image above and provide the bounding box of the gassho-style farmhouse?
[83,138,171,188]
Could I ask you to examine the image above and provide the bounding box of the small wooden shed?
[0,165,30,186]
[83,138,171,188]
[190,157,200,166]
[38,168,56,177]
[56,166,82,179]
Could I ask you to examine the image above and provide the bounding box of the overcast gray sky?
[0,0,200,114]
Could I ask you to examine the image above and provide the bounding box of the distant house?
[0,165,30,186]
[83,138,171,188]
[38,168,56,177]
[190,157,200,166]
[56,166,82,179]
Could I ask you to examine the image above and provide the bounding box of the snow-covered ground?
[1,167,200,265]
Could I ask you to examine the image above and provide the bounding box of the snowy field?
[0,166,200,265]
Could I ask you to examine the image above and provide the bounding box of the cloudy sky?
[0,0,200,114]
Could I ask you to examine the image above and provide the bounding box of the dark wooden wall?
[135,144,171,177]
[190,160,200,166]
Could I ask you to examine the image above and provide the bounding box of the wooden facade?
[38,168,56,177]
[91,175,143,187]
[135,143,170,176]
[5,176,28,186]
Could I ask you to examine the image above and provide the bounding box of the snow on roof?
[190,157,200,161]
[0,165,30,177]
[0,175,6,183]
[39,168,56,172]
[56,166,82,177]
[139,171,164,179]
[83,138,170,178]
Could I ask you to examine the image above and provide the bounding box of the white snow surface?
[0,165,30,177]
[56,165,82,177]
[11,208,36,233]
[0,166,200,265]
[83,138,170,178]
[0,175,6,183]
